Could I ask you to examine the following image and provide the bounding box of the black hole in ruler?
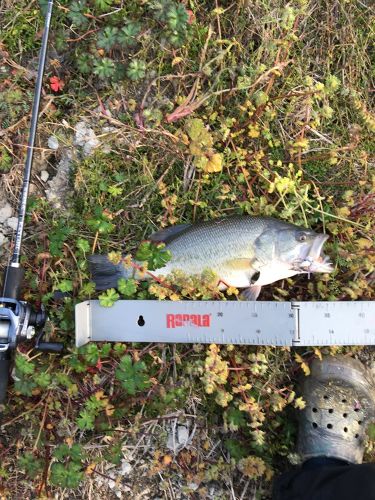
[327,423,333,429]
[354,408,360,412]
[312,408,318,413]
[328,409,334,414]
[323,395,329,400]
[343,413,348,418]
[312,422,318,429]
[358,421,362,425]
[137,315,145,326]
[342,399,347,403]
[344,427,348,432]
[355,434,359,439]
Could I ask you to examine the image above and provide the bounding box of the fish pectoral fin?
[149,223,192,243]
[240,285,262,301]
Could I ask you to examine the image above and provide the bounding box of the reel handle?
[36,341,64,353]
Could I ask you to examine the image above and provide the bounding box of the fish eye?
[297,233,307,242]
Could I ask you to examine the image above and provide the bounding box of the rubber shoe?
[298,355,375,464]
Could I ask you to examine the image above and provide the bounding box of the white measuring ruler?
[75,300,375,347]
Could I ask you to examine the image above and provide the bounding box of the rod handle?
[2,266,24,300]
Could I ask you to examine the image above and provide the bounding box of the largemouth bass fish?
[89,216,333,300]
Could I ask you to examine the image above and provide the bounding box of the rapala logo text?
[166,313,211,328]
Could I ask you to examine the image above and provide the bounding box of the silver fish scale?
[75,300,375,347]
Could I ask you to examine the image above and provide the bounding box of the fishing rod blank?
[2,0,53,295]
[11,0,54,267]
[0,0,62,404]
[2,0,54,300]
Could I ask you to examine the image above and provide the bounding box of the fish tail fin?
[88,255,131,290]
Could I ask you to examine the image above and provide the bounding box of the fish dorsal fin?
[149,223,192,243]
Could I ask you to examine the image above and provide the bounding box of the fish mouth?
[293,234,333,273]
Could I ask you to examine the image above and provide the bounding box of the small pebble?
[74,121,100,156]
[40,170,49,182]
[177,425,190,445]
[7,217,18,231]
[0,203,12,223]
[166,423,190,451]
[120,460,132,475]
[48,136,59,150]
[29,183,38,195]
[187,482,199,491]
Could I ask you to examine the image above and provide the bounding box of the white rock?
[0,203,12,223]
[102,126,116,133]
[177,425,190,446]
[7,217,18,231]
[166,423,190,452]
[48,136,59,150]
[120,460,132,475]
[40,170,49,182]
[74,121,100,156]
[209,486,218,496]
[187,482,199,491]
[45,151,72,210]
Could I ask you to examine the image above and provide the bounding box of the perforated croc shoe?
[298,356,375,464]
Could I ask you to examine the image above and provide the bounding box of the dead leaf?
[163,455,173,466]
[85,463,96,475]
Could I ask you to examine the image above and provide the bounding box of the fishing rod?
[0,0,63,403]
